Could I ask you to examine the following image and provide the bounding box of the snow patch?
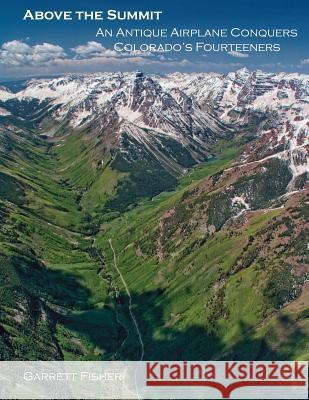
[0,107,10,116]
[117,106,143,123]
[70,109,93,127]
[232,195,250,210]
[232,195,250,219]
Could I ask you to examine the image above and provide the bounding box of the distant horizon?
[1,66,308,83]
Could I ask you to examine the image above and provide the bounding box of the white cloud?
[121,50,153,57]
[72,41,155,59]
[227,51,249,58]
[0,40,66,66]
[51,55,196,71]
[300,59,309,65]
[71,41,119,58]
[0,39,248,77]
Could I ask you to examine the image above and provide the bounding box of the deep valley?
[0,69,307,361]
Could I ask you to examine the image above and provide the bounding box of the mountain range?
[0,68,307,361]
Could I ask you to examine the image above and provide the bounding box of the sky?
[0,0,308,78]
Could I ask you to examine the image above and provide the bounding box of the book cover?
[0,1,308,399]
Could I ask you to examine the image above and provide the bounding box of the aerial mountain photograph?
[0,0,307,399]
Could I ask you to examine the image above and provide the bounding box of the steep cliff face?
[163,69,308,188]
[0,69,307,192]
